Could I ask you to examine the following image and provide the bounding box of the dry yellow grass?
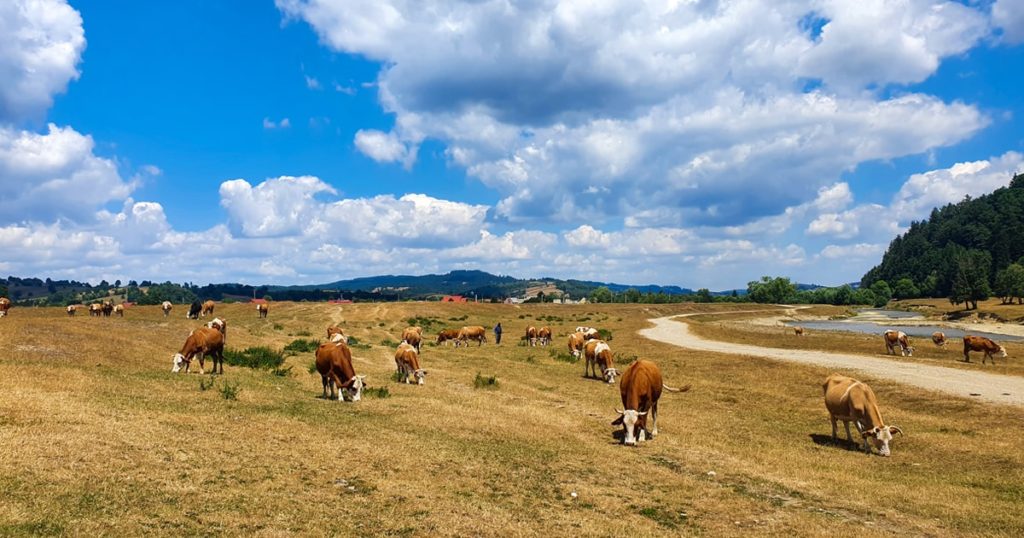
[1,302,1022,536]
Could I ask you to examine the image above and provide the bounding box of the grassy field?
[687,308,1024,378]
[1,302,1023,536]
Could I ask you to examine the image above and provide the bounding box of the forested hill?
[861,173,1024,304]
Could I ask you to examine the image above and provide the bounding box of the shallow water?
[785,321,1023,342]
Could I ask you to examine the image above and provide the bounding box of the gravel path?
[640,313,1024,407]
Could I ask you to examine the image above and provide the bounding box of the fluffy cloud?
[892,151,1024,221]
[0,124,135,223]
[0,0,85,122]
[278,0,992,225]
[993,0,1024,44]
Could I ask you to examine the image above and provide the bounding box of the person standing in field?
[494,322,502,344]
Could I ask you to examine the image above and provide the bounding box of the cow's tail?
[663,383,691,393]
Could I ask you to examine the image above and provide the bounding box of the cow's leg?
[321,375,329,398]
[830,416,838,440]
[196,353,205,375]
[650,402,659,438]
[844,421,853,443]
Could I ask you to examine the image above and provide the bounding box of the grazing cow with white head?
[162,301,173,317]
[66,305,77,316]
[823,373,902,456]
[315,341,365,401]
[394,342,427,385]
[172,327,225,375]
[612,359,689,446]
[584,339,619,384]
[963,335,1007,365]
[883,330,913,356]
[568,332,585,358]
[931,331,946,347]
[402,326,423,353]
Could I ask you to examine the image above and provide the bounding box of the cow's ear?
[611,416,623,426]
[889,426,903,436]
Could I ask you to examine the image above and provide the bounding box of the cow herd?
[880,329,1008,364]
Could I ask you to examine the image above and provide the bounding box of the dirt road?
[641,314,1024,407]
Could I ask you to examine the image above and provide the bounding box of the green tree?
[994,263,1024,304]
[695,288,713,303]
[950,251,992,310]
[623,288,641,303]
[746,276,796,304]
[589,286,613,303]
[892,278,920,300]
[869,280,893,305]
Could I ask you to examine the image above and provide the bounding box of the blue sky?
[1,0,1023,289]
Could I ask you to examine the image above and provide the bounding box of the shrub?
[272,323,284,330]
[380,338,400,348]
[597,329,613,341]
[271,365,293,377]
[199,377,216,391]
[283,338,320,355]
[473,373,499,389]
[224,346,285,369]
[364,387,391,399]
[405,316,443,331]
[550,349,579,364]
[307,361,318,374]
[615,352,638,366]
[346,336,371,350]
[219,381,240,400]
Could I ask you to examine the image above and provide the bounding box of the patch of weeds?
[550,349,579,363]
[378,322,386,327]
[271,366,293,377]
[473,373,499,389]
[516,339,529,347]
[576,316,591,322]
[448,314,468,321]
[524,355,537,364]
[219,381,240,400]
[597,328,613,341]
[308,361,318,374]
[199,377,216,392]
[380,338,400,347]
[364,386,391,399]
[615,352,638,366]
[635,505,683,530]
[346,336,371,350]
[224,346,285,369]
[391,371,404,382]
[283,338,320,355]
[272,323,284,330]
[405,316,443,331]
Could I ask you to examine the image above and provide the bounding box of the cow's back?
[620,359,663,410]
[823,373,876,419]
[317,342,355,379]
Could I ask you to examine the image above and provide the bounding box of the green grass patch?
[199,377,216,392]
[271,366,293,377]
[223,346,285,369]
[473,373,499,389]
[550,349,579,363]
[307,361,318,374]
[283,338,320,355]
[219,381,240,400]
[405,316,444,331]
[448,314,469,321]
[615,352,638,366]
[346,336,371,350]
[380,337,400,347]
[364,387,391,399]
[597,328,613,341]
[294,329,312,337]
[272,323,284,330]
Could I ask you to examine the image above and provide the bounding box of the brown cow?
[538,326,552,346]
[436,328,460,346]
[568,332,585,358]
[612,359,690,446]
[457,326,487,346]
[172,327,225,375]
[823,373,902,456]
[256,303,269,318]
[794,326,805,337]
[584,339,618,384]
[66,305,77,317]
[394,342,427,385]
[525,326,538,346]
[326,326,348,344]
[0,297,9,317]
[315,341,365,401]
[963,335,1007,365]
[89,303,102,317]
[201,300,215,318]
[883,330,913,356]
[581,328,600,341]
[931,331,946,347]
[206,317,227,340]
[161,301,173,317]
[101,301,114,317]
[113,304,124,317]
[402,326,423,353]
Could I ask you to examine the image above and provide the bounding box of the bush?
[283,338,320,355]
[219,381,240,400]
[380,338,400,348]
[597,329,613,341]
[615,352,638,366]
[549,349,579,364]
[473,373,499,389]
[364,387,390,399]
[199,377,216,392]
[405,316,443,331]
[308,361,319,374]
[224,346,285,369]
[346,336,371,350]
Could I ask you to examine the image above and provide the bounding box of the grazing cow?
[315,341,366,401]
[823,374,902,456]
[206,317,227,340]
[457,326,487,346]
[89,303,102,317]
[101,301,114,317]
[162,301,173,317]
[66,305,77,317]
[402,326,423,353]
[394,342,427,385]
[963,335,1007,365]
[568,332,585,358]
[794,326,805,337]
[581,328,600,341]
[326,326,348,344]
[538,326,552,346]
[113,304,124,317]
[201,300,215,318]
[526,326,538,346]
[256,303,269,318]
[0,297,9,317]
[187,301,202,319]
[436,328,460,346]
[883,330,913,356]
[575,326,593,334]
[584,339,619,384]
[171,327,225,375]
[932,331,946,347]
[612,359,690,446]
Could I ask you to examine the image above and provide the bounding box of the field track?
[642,313,1024,407]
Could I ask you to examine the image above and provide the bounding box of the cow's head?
[171,353,188,373]
[603,367,619,384]
[330,332,348,344]
[999,346,1008,358]
[344,375,367,402]
[613,408,648,446]
[862,425,902,456]
[414,369,427,385]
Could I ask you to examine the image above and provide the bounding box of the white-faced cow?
[436,328,460,346]
[66,305,77,317]
[113,304,124,317]
[794,326,805,337]
[315,341,365,401]
[584,339,619,384]
[538,326,552,346]
[0,297,9,317]
[89,303,102,317]
[394,342,427,385]
[883,330,913,356]
[187,301,202,319]
[201,300,215,318]
[568,332,585,358]
[326,326,348,344]
[101,301,114,318]
[206,317,227,340]
[823,373,902,456]
[963,335,1007,365]
[612,359,690,446]
[525,326,538,346]
[932,331,946,347]
[457,326,487,346]
[162,301,173,317]
[256,303,269,318]
[172,327,225,375]
[402,326,423,353]
[581,328,600,341]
